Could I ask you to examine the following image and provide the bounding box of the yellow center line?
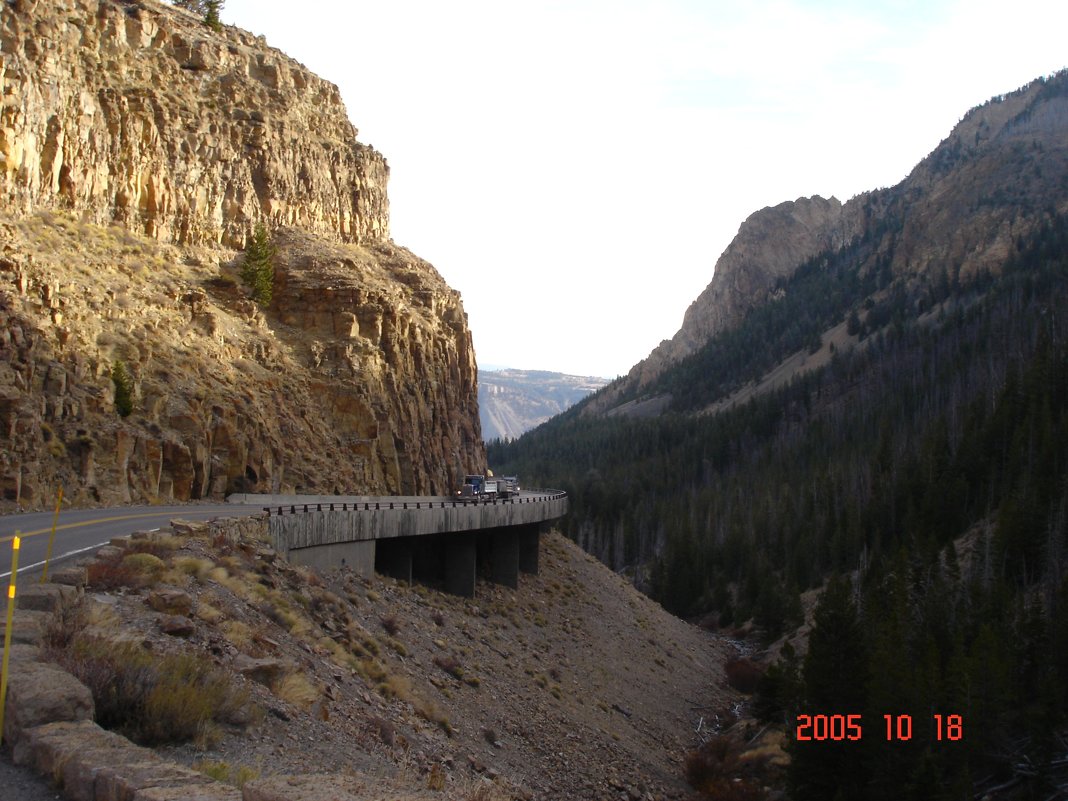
[0,510,229,544]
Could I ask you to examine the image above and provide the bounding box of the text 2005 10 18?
[795,714,963,742]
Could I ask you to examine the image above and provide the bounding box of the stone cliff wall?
[0,0,388,247]
[0,0,485,508]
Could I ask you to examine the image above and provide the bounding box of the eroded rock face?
[0,0,388,248]
[0,0,484,507]
[633,195,859,388]
[0,217,484,507]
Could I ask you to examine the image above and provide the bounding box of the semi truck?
[459,474,519,501]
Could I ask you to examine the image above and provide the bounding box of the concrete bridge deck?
[230,491,568,596]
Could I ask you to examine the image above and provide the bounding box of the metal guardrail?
[262,491,567,517]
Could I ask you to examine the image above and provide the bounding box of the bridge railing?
[262,490,567,517]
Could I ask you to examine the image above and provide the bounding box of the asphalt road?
[0,503,264,580]
[0,491,564,580]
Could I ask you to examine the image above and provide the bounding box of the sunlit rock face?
[1,0,389,247]
[0,0,484,508]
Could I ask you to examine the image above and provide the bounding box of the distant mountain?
[478,369,609,441]
[588,71,1068,417]
[491,71,1068,797]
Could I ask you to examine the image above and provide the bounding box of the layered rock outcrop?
[0,0,484,508]
[0,0,387,248]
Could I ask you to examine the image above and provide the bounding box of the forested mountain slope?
[490,71,1068,800]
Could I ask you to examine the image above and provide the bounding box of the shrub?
[684,736,767,800]
[52,636,253,746]
[369,716,395,746]
[426,764,446,791]
[42,592,90,652]
[724,657,764,694]
[433,654,464,680]
[87,551,152,590]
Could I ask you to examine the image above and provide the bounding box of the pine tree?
[240,224,274,307]
[172,0,207,12]
[111,360,134,418]
[789,575,870,801]
[204,0,223,31]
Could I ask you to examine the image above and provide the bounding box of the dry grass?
[273,672,319,709]
[192,760,261,789]
[49,631,255,747]
[220,619,254,649]
[175,556,215,580]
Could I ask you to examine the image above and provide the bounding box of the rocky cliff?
[1,0,388,247]
[0,0,484,508]
[591,71,1068,415]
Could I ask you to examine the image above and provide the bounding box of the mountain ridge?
[585,70,1068,419]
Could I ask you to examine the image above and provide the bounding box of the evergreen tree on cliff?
[240,224,275,307]
[204,0,223,31]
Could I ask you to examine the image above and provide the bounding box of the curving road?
[0,503,264,580]
[0,491,566,580]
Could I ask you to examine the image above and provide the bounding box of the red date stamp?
[795,714,963,742]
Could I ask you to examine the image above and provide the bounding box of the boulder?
[146,587,194,616]
[15,582,78,613]
[3,665,96,757]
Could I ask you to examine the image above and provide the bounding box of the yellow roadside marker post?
[41,485,63,583]
[0,533,21,746]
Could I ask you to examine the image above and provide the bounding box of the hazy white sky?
[222,0,1067,378]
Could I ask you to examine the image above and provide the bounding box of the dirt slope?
[58,522,740,800]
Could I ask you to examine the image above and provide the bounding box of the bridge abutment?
[287,540,375,577]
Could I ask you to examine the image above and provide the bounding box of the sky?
[221,0,1068,378]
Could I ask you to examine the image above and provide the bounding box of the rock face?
[0,0,484,508]
[631,195,860,390]
[590,72,1068,414]
[0,0,388,248]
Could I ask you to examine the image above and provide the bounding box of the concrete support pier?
[519,525,540,575]
[446,533,477,598]
[376,539,413,585]
[491,528,520,588]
